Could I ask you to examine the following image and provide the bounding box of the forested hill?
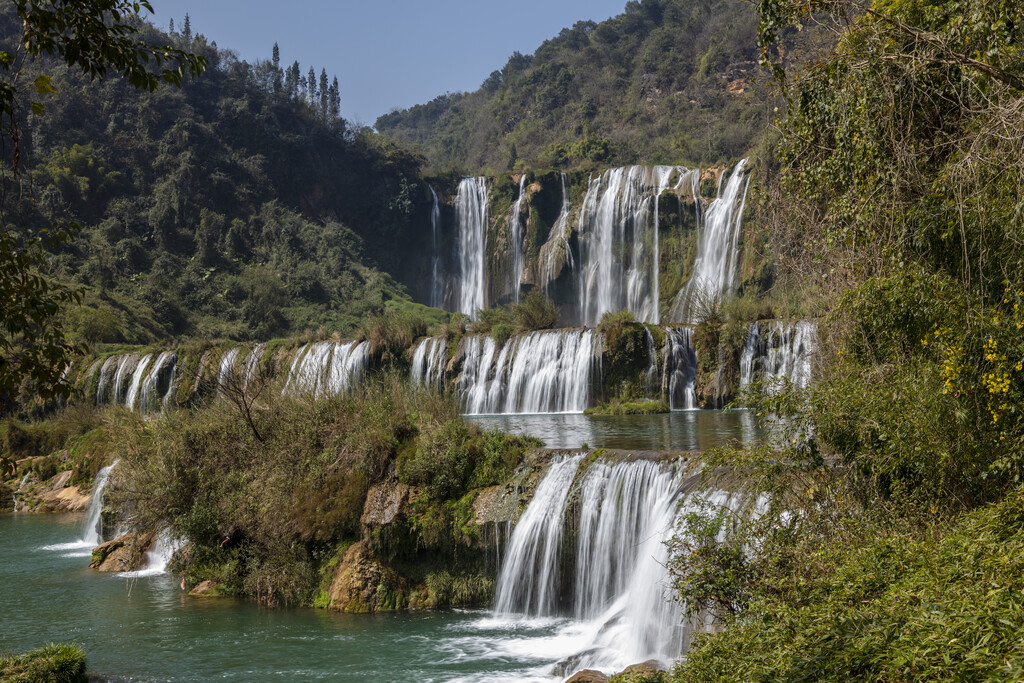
[375,0,818,173]
[5,8,431,344]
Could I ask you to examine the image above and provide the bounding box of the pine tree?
[168,17,175,35]
[285,60,300,99]
[307,66,316,102]
[182,13,192,46]
[271,43,282,94]
[319,69,329,118]
[329,76,341,121]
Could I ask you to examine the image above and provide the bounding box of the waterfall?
[82,461,118,546]
[217,348,242,392]
[643,326,659,395]
[670,159,750,323]
[123,354,153,411]
[540,173,574,294]
[578,166,696,325]
[117,529,184,578]
[242,344,265,389]
[663,327,698,410]
[282,341,370,398]
[492,455,740,673]
[458,329,597,415]
[493,454,584,615]
[137,351,176,413]
[509,175,527,303]
[455,177,488,318]
[111,354,138,406]
[411,337,447,388]
[740,321,817,393]
[96,354,140,405]
[429,186,443,309]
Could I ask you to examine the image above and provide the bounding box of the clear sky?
[150,0,629,126]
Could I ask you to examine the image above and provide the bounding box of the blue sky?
[150,0,629,126]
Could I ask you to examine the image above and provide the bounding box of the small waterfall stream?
[41,461,119,556]
[740,320,817,393]
[282,341,370,398]
[430,186,443,309]
[410,337,447,388]
[663,327,698,410]
[509,175,527,303]
[540,172,574,294]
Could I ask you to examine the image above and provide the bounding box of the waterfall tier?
[458,329,598,415]
[455,177,489,317]
[410,337,447,389]
[282,341,370,398]
[740,320,817,392]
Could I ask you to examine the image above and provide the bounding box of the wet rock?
[327,542,406,612]
[90,531,154,572]
[553,649,602,677]
[614,660,668,677]
[564,670,610,683]
[0,482,13,512]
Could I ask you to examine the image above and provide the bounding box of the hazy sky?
[150,0,629,126]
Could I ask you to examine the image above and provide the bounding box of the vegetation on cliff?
[0,643,87,683]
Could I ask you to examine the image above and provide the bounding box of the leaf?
[31,102,44,115]
[33,74,57,94]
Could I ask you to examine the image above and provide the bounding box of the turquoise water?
[0,514,609,682]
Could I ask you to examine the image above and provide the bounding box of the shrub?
[0,643,88,682]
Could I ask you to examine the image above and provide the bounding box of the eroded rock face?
[327,542,406,613]
[361,480,414,528]
[188,580,223,597]
[564,670,610,683]
[90,531,154,572]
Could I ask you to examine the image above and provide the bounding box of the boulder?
[327,542,405,612]
[565,671,610,683]
[553,649,602,677]
[90,531,153,572]
[361,480,414,528]
[613,660,668,678]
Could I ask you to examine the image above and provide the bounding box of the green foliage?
[398,419,476,500]
[423,570,494,608]
[0,643,87,683]
[473,290,559,342]
[584,399,670,415]
[376,0,776,171]
[672,489,1024,681]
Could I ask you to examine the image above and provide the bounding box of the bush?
[0,643,87,682]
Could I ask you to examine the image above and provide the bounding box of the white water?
[217,348,242,392]
[509,175,527,303]
[242,344,265,389]
[137,351,176,413]
[282,341,370,398]
[663,327,698,410]
[539,173,574,295]
[578,166,697,325]
[117,529,183,579]
[458,329,597,415]
[490,455,739,677]
[123,354,153,411]
[493,454,584,615]
[670,159,750,323]
[430,186,443,309]
[42,461,118,557]
[456,177,489,318]
[740,320,817,393]
[410,337,447,388]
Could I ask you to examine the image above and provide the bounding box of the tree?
[0,0,206,467]
[318,68,328,118]
[285,60,299,100]
[182,12,191,46]
[306,65,316,102]
[271,42,282,94]
[328,76,340,121]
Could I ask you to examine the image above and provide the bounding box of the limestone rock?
[361,480,414,528]
[90,531,153,572]
[618,660,666,675]
[327,542,405,612]
[565,671,610,683]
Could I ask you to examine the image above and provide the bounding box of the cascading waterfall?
[578,166,698,325]
[112,354,139,406]
[455,177,488,318]
[410,337,447,388]
[429,186,443,309]
[82,461,118,546]
[458,329,597,414]
[137,351,176,413]
[282,341,370,398]
[663,327,698,410]
[740,320,817,392]
[509,175,527,303]
[539,172,574,293]
[117,529,184,578]
[492,455,741,674]
[123,354,153,412]
[242,344,265,389]
[670,159,750,323]
[217,348,241,391]
[493,454,584,615]
[643,326,659,395]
